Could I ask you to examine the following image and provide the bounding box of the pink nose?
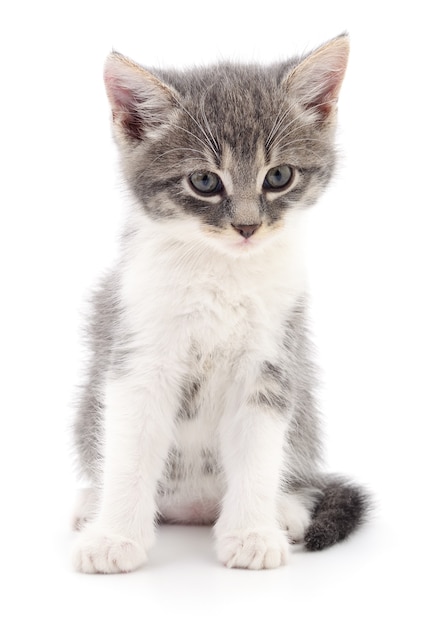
[231,223,261,239]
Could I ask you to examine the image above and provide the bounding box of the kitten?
[72,34,369,573]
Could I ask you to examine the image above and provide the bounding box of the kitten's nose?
[231,223,261,239]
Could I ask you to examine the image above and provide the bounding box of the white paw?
[216,528,289,570]
[72,526,148,574]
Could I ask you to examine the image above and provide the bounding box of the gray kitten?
[73,34,369,573]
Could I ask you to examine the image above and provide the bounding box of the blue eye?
[189,171,223,195]
[263,165,293,190]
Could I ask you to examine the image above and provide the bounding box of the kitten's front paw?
[72,526,148,574]
[216,528,289,570]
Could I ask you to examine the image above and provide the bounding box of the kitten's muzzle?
[231,223,261,239]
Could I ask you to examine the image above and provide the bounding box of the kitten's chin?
[201,227,284,258]
[229,238,264,257]
[203,229,284,258]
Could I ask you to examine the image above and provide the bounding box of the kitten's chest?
[124,238,305,358]
[168,264,294,353]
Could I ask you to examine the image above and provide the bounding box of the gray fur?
[249,361,292,412]
[74,38,370,552]
[115,61,336,230]
[74,271,119,482]
[304,477,371,551]
[163,447,184,482]
[177,378,202,421]
[201,449,220,476]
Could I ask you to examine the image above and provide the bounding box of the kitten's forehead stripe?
[157,63,290,158]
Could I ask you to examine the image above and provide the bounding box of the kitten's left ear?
[285,34,349,120]
[104,52,178,144]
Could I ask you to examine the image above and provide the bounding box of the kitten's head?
[104,35,349,257]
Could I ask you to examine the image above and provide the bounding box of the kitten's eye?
[263,165,293,191]
[189,171,223,195]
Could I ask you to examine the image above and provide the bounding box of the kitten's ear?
[104,52,177,143]
[285,34,349,120]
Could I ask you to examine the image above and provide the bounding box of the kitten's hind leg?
[279,479,370,549]
[72,487,98,531]
[277,491,317,544]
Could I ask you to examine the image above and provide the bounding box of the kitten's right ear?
[104,52,177,143]
[285,34,349,121]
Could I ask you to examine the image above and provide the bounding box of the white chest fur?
[113,209,309,524]
[121,209,308,355]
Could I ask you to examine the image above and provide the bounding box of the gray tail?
[304,476,371,551]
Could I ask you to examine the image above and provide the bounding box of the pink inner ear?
[104,71,145,140]
[103,54,177,143]
[287,37,349,119]
[104,73,136,113]
[310,69,344,115]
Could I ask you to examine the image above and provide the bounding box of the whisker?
[269,123,321,156]
[200,86,220,157]
[282,137,332,146]
[265,92,317,150]
[151,147,208,165]
[170,93,220,161]
[268,109,316,153]
[170,122,217,154]
[267,97,337,156]
[274,145,325,162]
[272,136,332,158]
[265,100,297,149]
[140,111,219,158]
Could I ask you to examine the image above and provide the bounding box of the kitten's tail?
[304,476,371,551]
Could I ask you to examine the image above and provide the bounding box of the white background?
[1,0,427,624]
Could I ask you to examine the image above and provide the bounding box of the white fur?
[277,493,312,543]
[73,204,308,573]
[72,487,97,531]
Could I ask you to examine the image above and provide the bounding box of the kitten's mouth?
[202,224,274,257]
[236,237,256,247]
[235,234,254,243]
[230,233,266,255]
